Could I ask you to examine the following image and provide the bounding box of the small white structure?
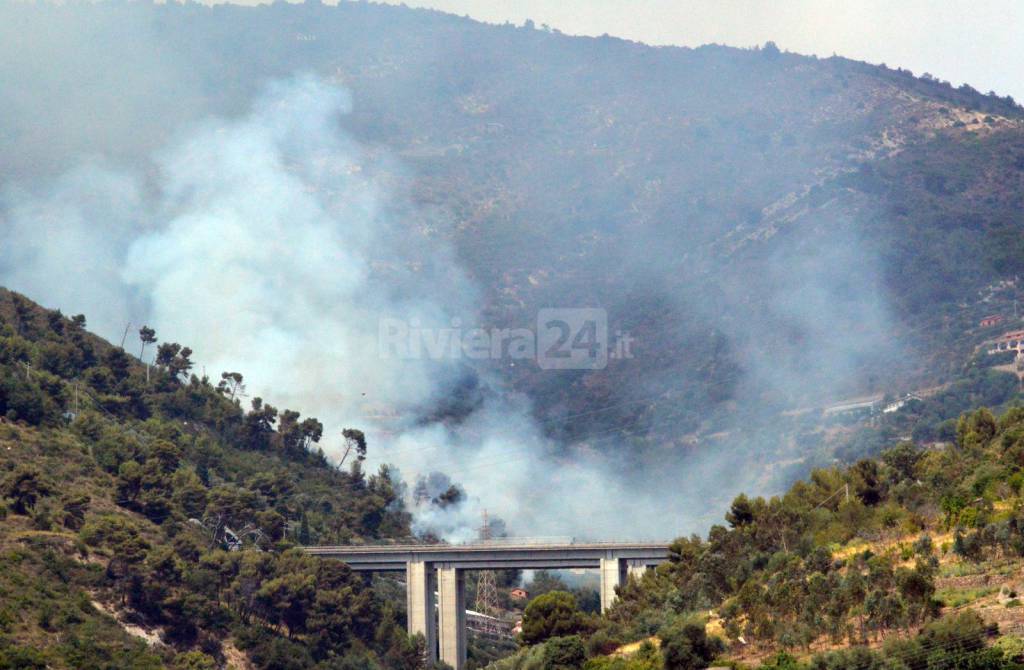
[986,330,1024,355]
[882,393,921,414]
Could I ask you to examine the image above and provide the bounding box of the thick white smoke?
[0,75,678,541]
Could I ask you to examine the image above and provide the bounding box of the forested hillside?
[7,287,1024,670]
[3,3,1024,666]
[492,406,1024,669]
[0,289,426,668]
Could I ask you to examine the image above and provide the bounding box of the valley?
[1,2,1024,668]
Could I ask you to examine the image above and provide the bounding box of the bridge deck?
[303,542,671,571]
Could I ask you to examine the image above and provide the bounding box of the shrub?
[171,651,218,669]
[0,465,54,514]
[660,621,723,670]
[542,636,586,670]
[521,591,587,645]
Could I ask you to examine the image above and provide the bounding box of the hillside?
[7,286,1024,670]
[8,279,1024,670]
[4,5,1024,665]
[491,406,1024,670]
[2,0,1024,468]
[0,289,425,668]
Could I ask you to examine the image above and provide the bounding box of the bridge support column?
[599,555,627,613]
[599,556,651,612]
[438,565,466,670]
[406,559,437,664]
[626,559,649,581]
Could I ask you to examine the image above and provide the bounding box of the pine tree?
[138,325,157,360]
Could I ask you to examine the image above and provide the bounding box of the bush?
[30,500,55,531]
[762,651,805,670]
[0,642,47,669]
[919,611,990,653]
[1,465,54,515]
[585,629,623,656]
[542,636,586,670]
[660,621,723,670]
[995,636,1024,662]
[521,592,588,645]
[0,369,53,425]
[171,651,218,669]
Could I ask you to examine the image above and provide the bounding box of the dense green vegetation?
[0,289,433,668]
[490,406,1024,669]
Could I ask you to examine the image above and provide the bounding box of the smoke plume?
[1,74,698,540]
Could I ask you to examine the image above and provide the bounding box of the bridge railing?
[319,536,578,547]
[303,537,675,551]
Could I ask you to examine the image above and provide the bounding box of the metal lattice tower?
[474,510,499,616]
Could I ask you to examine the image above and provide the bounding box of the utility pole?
[474,510,499,617]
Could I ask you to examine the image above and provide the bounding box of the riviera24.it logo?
[377,308,633,370]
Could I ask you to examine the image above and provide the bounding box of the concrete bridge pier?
[599,555,651,613]
[406,559,437,664]
[599,554,625,613]
[438,565,467,670]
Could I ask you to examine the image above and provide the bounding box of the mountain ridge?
[3,0,1024,563]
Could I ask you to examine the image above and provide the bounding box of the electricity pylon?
[474,510,499,616]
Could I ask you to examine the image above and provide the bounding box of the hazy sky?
[377,0,1024,102]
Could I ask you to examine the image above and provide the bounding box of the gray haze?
[0,1,932,541]
[0,75,704,540]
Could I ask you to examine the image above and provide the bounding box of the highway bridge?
[304,542,670,669]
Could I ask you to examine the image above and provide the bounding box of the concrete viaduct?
[304,542,670,670]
